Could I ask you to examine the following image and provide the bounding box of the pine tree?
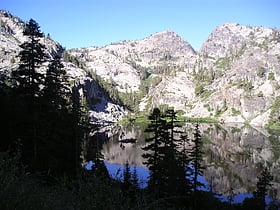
[10,19,46,168]
[36,55,74,175]
[189,123,205,192]
[42,55,69,112]
[122,162,132,192]
[162,109,190,197]
[131,166,139,189]
[253,167,273,210]
[142,108,166,196]
[12,19,46,104]
[142,108,190,205]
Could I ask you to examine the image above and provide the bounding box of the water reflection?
[87,123,280,202]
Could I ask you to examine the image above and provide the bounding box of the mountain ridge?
[1,10,280,128]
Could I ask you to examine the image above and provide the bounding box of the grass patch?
[118,113,150,125]
[186,117,218,123]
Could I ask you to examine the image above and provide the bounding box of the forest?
[0,19,276,210]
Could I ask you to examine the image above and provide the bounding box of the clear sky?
[1,0,280,50]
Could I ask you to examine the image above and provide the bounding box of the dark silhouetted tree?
[11,19,46,168]
[123,162,132,191]
[162,109,190,198]
[12,19,46,103]
[189,123,205,192]
[121,162,140,206]
[0,73,14,150]
[142,108,190,207]
[253,167,273,210]
[142,108,166,197]
[42,55,69,112]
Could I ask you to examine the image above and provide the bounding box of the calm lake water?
[85,123,280,203]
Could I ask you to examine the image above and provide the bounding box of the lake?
[84,123,280,203]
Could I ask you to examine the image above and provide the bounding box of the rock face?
[2,10,280,126]
[0,10,125,123]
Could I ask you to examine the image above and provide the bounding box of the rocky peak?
[2,10,280,127]
[68,30,196,94]
[142,30,196,58]
[146,30,195,53]
[200,22,280,59]
[200,22,247,58]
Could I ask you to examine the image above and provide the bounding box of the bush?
[231,107,241,116]
[195,84,205,96]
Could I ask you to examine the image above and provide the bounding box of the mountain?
[0,10,126,123]
[1,10,280,128]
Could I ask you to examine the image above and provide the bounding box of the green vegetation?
[244,120,250,126]
[2,14,279,210]
[62,51,85,68]
[235,43,247,58]
[200,89,216,99]
[186,117,218,123]
[267,96,280,131]
[214,101,227,117]
[268,72,275,80]
[215,57,231,69]
[118,113,150,125]
[236,78,254,92]
[277,54,280,63]
[231,127,241,134]
[231,107,241,116]
[274,82,280,90]
[194,84,205,96]
[203,103,212,112]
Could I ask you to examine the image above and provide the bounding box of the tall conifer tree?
[43,55,68,112]
[12,19,46,103]
[11,19,46,167]
[253,167,273,210]
[142,108,190,205]
[189,123,205,192]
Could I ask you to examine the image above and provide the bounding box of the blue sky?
[1,0,280,50]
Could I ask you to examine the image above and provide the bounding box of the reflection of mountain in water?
[90,123,280,200]
[101,125,146,166]
[202,124,280,199]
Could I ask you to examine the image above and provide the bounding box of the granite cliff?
[1,10,280,127]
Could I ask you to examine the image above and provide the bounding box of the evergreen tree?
[131,166,139,189]
[42,55,69,112]
[162,109,190,197]
[142,108,190,206]
[12,19,46,103]
[70,84,89,177]
[189,123,205,192]
[0,73,14,150]
[253,167,273,210]
[10,18,46,168]
[35,55,78,176]
[122,161,132,192]
[142,108,166,197]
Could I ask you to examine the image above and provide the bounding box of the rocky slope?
[68,22,280,127]
[2,10,280,127]
[0,10,125,123]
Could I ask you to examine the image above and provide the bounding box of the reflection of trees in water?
[202,124,279,200]
[101,124,146,166]
[97,123,280,200]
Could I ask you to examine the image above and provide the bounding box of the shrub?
[231,108,241,116]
